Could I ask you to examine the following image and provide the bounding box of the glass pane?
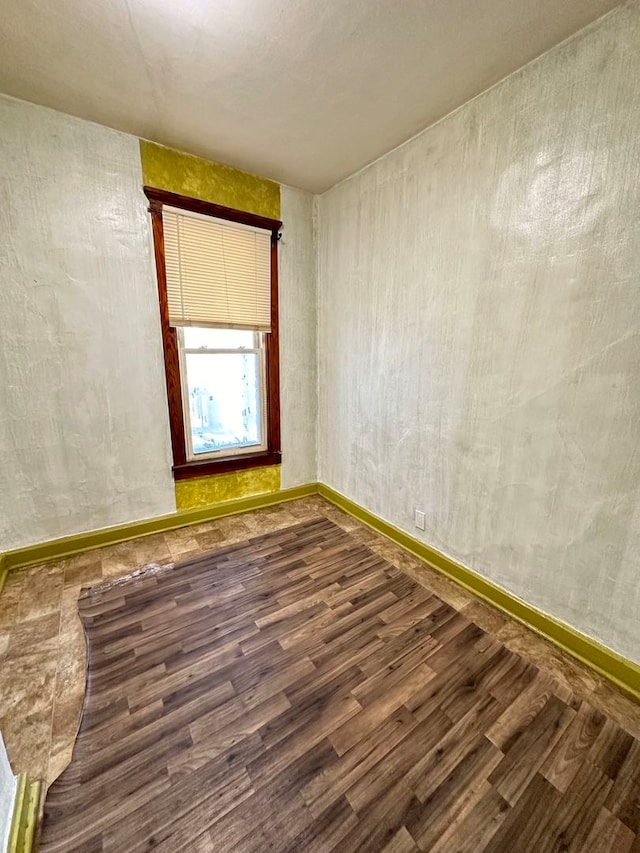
[183,327,255,350]
[185,352,262,455]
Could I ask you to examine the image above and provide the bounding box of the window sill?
[172,450,282,481]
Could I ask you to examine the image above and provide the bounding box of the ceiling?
[0,0,621,192]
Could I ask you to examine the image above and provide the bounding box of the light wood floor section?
[39,517,640,852]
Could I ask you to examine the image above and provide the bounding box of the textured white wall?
[0,97,318,550]
[0,733,17,852]
[0,96,176,549]
[279,187,317,488]
[317,2,640,661]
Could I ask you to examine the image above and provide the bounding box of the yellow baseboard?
[1,483,317,572]
[318,483,640,700]
[8,774,42,853]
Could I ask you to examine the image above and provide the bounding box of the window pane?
[183,327,255,350]
[185,352,262,455]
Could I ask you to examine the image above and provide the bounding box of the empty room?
[0,0,639,850]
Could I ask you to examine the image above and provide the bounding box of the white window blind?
[162,207,272,331]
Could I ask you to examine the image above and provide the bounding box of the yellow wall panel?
[175,466,281,510]
[140,140,280,218]
[140,140,282,509]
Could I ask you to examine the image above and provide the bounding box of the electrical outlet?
[414,509,425,531]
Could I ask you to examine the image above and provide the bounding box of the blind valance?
[162,207,272,331]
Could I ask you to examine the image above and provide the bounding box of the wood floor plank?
[328,663,434,757]
[39,517,640,852]
[301,705,419,818]
[379,826,421,853]
[429,785,510,853]
[581,807,636,853]
[281,795,359,853]
[606,739,640,835]
[488,694,576,805]
[535,758,613,853]
[482,772,563,853]
[405,736,504,849]
[540,702,607,793]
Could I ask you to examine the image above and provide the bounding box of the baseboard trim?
[318,483,640,700]
[2,483,317,572]
[7,774,41,853]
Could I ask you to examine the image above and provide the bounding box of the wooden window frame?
[144,186,282,481]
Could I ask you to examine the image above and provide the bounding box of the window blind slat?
[162,208,272,331]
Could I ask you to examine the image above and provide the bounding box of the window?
[179,327,266,460]
[145,187,281,480]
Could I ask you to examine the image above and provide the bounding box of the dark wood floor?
[40,517,640,852]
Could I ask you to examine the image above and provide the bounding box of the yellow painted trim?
[1,483,316,572]
[8,774,41,853]
[7,774,25,853]
[318,483,640,700]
